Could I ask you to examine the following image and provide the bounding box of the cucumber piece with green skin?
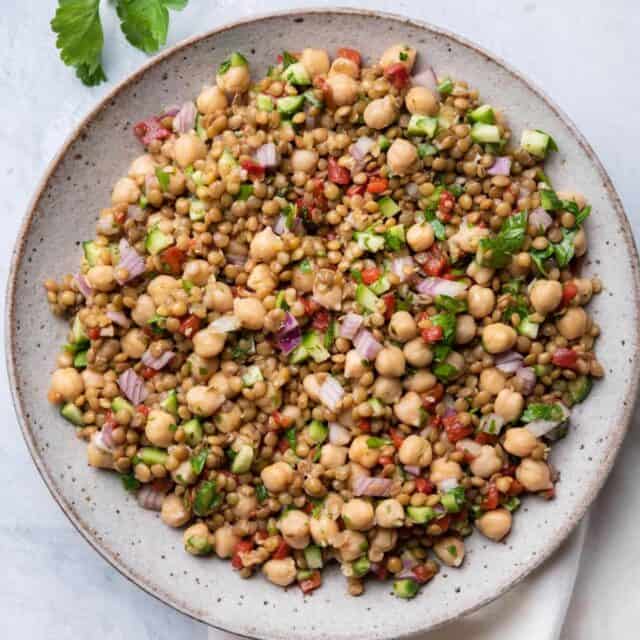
[378,135,391,151]
[369,276,391,296]
[277,95,305,116]
[303,89,323,108]
[356,284,379,313]
[185,535,212,555]
[70,314,89,346]
[407,114,438,138]
[283,62,311,86]
[137,447,168,466]
[144,226,173,255]
[289,344,309,364]
[218,149,237,172]
[406,505,437,524]
[231,444,254,474]
[242,365,264,387]
[160,389,178,415]
[468,104,495,124]
[193,480,219,516]
[354,230,385,252]
[302,330,330,363]
[384,225,405,251]
[378,196,401,217]
[568,375,593,404]
[82,241,103,267]
[352,556,371,577]
[112,396,134,415]
[417,142,438,158]
[256,94,274,112]
[275,290,288,310]
[183,419,203,446]
[394,579,420,599]
[471,123,502,144]
[521,129,555,158]
[368,398,385,417]
[61,403,84,426]
[518,317,539,339]
[73,351,88,369]
[189,199,206,221]
[308,420,328,444]
[304,545,324,569]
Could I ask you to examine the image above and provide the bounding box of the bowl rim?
[6,7,640,639]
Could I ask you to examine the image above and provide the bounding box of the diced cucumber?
[369,276,391,296]
[304,545,324,569]
[356,283,379,313]
[308,420,328,444]
[70,314,89,346]
[61,403,84,426]
[470,123,502,144]
[73,350,88,369]
[82,241,103,267]
[283,62,311,86]
[407,114,438,138]
[352,556,371,577]
[242,365,264,387]
[231,444,254,474]
[218,149,237,172]
[275,290,288,310]
[406,506,436,524]
[144,225,173,255]
[137,447,168,466]
[518,317,539,339]
[289,344,309,364]
[277,95,305,116]
[441,486,466,513]
[378,135,391,151]
[160,389,178,415]
[256,94,274,112]
[185,535,212,555]
[417,142,438,158]
[468,104,495,124]
[354,230,385,252]
[368,398,385,417]
[384,224,406,251]
[378,196,400,217]
[193,480,219,516]
[302,330,330,363]
[303,89,323,108]
[183,418,203,446]
[112,396,134,415]
[189,199,206,221]
[437,78,454,95]
[218,52,248,75]
[521,129,556,158]
[394,579,420,599]
[236,184,254,201]
[568,375,593,404]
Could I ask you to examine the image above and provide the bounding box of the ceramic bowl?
[6,9,640,640]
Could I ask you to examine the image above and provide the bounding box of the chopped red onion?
[96,214,118,236]
[479,413,505,435]
[353,329,382,361]
[254,143,278,169]
[275,312,302,355]
[133,116,172,146]
[350,136,375,161]
[141,349,175,371]
[527,404,570,437]
[529,207,553,232]
[405,182,419,200]
[127,206,147,222]
[100,325,115,337]
[101,421,115,449]
[339,313,364,340]
[91,431,113,453]
[438,478,459,492]
[412,65,439,94]
[487,156,512,176]
[404,465,421,476]
[494,350,524,374]
[353,476,393,497]
[319,376,344,412]
[137,484,166,511]
[328,422,351,446]
[106,310,131,328]
[455,438,483,457]
[516,366,537,395]
[116,238,146,284]
[391,256,415,282]
[210,315,241,333]
[273,215,287,236]
[416,277,467,297]
[118,369,148,405]
[75,273,93,298]
[173,102,197,133]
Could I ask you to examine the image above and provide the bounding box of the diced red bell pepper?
[273,540,291,559]
[366,176,388,194]
[443,414,474,443]
[361,267,381,285]
[422,383,445,412]
[302,297,320,315]
[347,183,366,197]
[87,326,101,341]
[482,484,500,510]
[231,539,254,569]
[389,428,405,449]
[312,309,330,331]
[475,432,498,446]
[432,514,451,532]
[133,117,172,146]
[272,411,292,429]
[562,282,578,305]
[413,564,435,584]
[508,479,524,496]
[136,404,150,417]
[299,570,322,594]
[379,455,394,466]
[179,314,201,338]
[438,190,455,221]
[552,347,578,369]
[327,157,351,185]
[415,478,434,494]
[241,158,265,179]
[277,437,291,453]
[382,293,395,321]
[114,209,127,225]
[422,246,448,277]
[421,325,443,343]
[358,419,372,433]
[159,246,186,276]
[337,47,361,66]
[384,62,409,89]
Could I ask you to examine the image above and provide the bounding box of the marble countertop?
[1,1,639,638]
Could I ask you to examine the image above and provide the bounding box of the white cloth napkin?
[207,517,587,640]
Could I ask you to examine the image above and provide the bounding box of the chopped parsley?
[478,211,528,268]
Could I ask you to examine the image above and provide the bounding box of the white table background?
[1,1,639,638]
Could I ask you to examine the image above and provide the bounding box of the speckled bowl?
[6,8,640,640]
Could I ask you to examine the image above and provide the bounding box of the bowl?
[6,8,640,639]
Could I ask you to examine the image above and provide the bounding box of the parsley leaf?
[540,189,562,211]
[190,448,208,476]
[155,166,170,190]
[530,245,554,275]
[424,210,446,241]
[553,229,576,268]
[433,361,458,382]
[431,312,457,345]
[51,0,107,86]
[522,402,567,423]
[281,51,298,69]
[120,473,140,492]
[478,211,528,268]
[574,205,591,227]
[435,294,467,315]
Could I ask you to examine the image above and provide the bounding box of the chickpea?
[81,368,104,389]
[406,222,435,252]
[172,459,197,486]
[261,461,294,493]
[235,492,258,520]
[87,441,113,469]
[86,265,116,292]
[482,323,517,354]
[494,389,524,423]
[184,522,211,556]
[373,376,403,403]
[263,558,297,587]
[131,294,156,326]
[574,227,587,257]
[389,311,417,342]
[573,278,593,305]
[433,537,465,567]
[479,367,506,395]
[292,264,314,292]
[455,314,476,345]
[556,190,587,210]
[323,492,345,519]
[467,260,495,286]
[476,508,512,541]
[160,493,191,528]
[333,530,368,562]
[208,371,233,398]
[320,444,348,468]
[467,285,496,319]
[370,528,397,554]
[344,349,369,378]
[145,409,176,447]
[174,133,207,168]
[310,515,339,547]
[312,274,342,310]
[393,391,423,427]
[216,61,251,94]
[398,435,432,467]
[278,509,310,549]
[290,149,319,173]
[504,427,538,457]
[530,280,563,315]
[375,346,405,377]
[196,85,228,114]
[342,499,375,531]
[300,48,330,77]
[204,280,234,312]
[516,458,553,492]
[445,351,465,379]
[557,307,588,340]
[247,263,277,296]
[121,328,149,359]
[405,86,438,116]
[329,57,359,79]
[128,154,156,178]
[111,176,140,205]
[387,138,417,175]
[326,73,359,106]
[379,44,416,71]
[363,96,397,130]
[186,385,224,417]
[403,338,432,367]
[50,367,84,402]
[404,370,436,393]
[193,327,227,358]
[375,499,405,528]
[349,435,381,469]
[303,373,324,402]
[430,457,463,485]
[248,228,282,264]
[234,297,266,330]
[148,275,180,306]
[215,403,242,433]
[450,224,490,258]
[183,260,211,286]
[213,524,239,558]
[469,445,502,479]
[188,354,216,383]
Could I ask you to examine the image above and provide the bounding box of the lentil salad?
[44,43,602,599]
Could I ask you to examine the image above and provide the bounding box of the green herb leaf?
[51,0,107,86]
[285,427,297,451]
[535,129,559,152]
[350,268,363,284]
[431,312,457,345]
[435,294,467,315]
[530,245,554,275]
[424,210,446,241]
[281,51,297,69]
[574,205,591,227]
[324,319,336,349]
[366,437,390,449]
[433,362,458,382]
[298,258,313,274]
[478,211,528,268]
[120,473,140,492]
[155,166,170,190]
[433,343,452,363]
[540,189,562,211]
[193,480,220,516]
[256,483,268,503]
[535,169,552,187]
[553,229,576,268]
[521,402,566,423]
[190,449,208,476]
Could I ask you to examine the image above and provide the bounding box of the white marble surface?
[1,1,639,638]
